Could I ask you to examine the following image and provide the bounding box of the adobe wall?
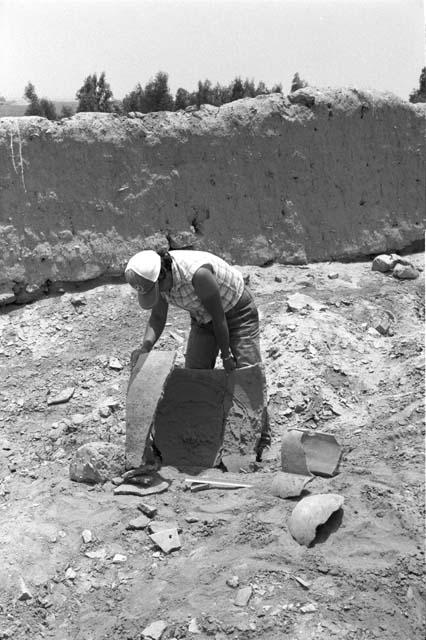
[0,87,424,303]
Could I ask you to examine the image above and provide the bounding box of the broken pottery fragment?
[114,481,169,497]
[234,585,253,607]
[270,471,313,498]
[149,528,181,554]
[125,350,177,469]
[288,493,344,546]
[281,429,342,477]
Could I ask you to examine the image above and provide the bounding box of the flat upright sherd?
[125,350,176,470]
[153,363,268,470]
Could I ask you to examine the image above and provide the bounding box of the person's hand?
[130,348,146,370]
[222,353,237,373]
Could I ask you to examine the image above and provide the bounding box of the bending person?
[125,248,262,372]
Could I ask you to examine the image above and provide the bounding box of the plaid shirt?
[162,250,244,324]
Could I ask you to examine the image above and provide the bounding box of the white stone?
[142,620,167,640]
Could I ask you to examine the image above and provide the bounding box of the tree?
[143,71,174,112]
[76,72,113,112]
[174,87,192,110]
[409,67,426,103]
[290,72,308,92]
[60,105,74,118]
[270,83,283,94]
[23,82,57,120]
[123,83,145,112]
[230,77,245,102]
[196,79,213,107]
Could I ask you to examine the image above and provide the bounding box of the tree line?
[20,67,426,120]
[22,71,308,120]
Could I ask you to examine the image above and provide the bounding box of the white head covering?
[125,250,161,308]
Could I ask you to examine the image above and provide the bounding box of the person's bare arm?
[192,266,236,372]
[139,293,169,351]
[131,295,169,368]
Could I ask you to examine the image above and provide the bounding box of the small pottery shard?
[148,520,180,534]
[288,493,344,546]
[149,528,181,554]
[234,585,253,607]
[114,481,169,497]
[127,514,150,530]
[271,472,313,498]
[281,429,342,477]
[47,387,75,405]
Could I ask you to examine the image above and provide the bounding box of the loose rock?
[47,387,75,405]
[17,577,33,601]
[137,502,158,517]
[81,529,92,544]
[226,575,240,588]
[142,620,167,640]
[109,357,123,370]
[393,263,419,280]
[69,442,124,484]
[127,514,150,530]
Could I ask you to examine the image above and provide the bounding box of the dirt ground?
[0,255,424,640]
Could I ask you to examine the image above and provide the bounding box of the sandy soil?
[0,255,424,640]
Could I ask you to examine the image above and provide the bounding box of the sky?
[1,0,425,102]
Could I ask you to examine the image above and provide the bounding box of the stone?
[328,272,339,279]
[85,548,106,559]
[188,618,201,634]
[300,603,317,613]
[372,254,397,272]
[99,405,111,418]
[168,230,197,249]
[109,357,123,370]
[47,387,75,405]
[137,502,157,517]
[226,576,240,588]
[0,291,16,305]
[149,528,181,554]
[70,295,86,308]
[393,263,419,280]
[127,514,150,530]
[65,567,77,580]
[17,577,33,601]
[125,350,177,469]
[114,481,169,497]
[374,316,391,336]
[69,442,124,484]
[234,586,252,607]
[112,554,127,563]
[81,529,92,543]
[153,363,268,471]
[286,293,325,312]
[142,620,167,640]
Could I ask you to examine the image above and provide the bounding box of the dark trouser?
[184,287,261,369]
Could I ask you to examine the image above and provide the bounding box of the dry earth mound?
[0,87,425,304]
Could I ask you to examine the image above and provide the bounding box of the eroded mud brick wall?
[0,88,425,302]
